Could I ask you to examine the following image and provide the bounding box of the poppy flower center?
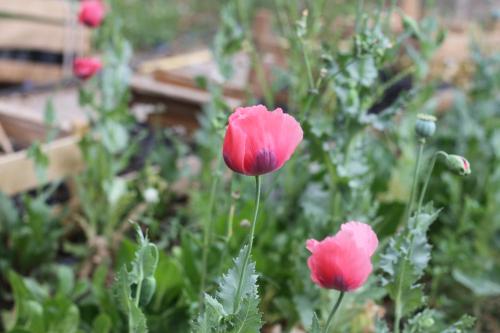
[250,149,278,174]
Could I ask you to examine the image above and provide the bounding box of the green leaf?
[92,314,112,333]
[216,245,258,314]
[193,245,262,333]
[112,225,159,332]
[442,315,475,333]
[452,269,500,297]
[309,313,322,333]
[380,204,441,317]
[129,302,148,333]
[229,296,262,333]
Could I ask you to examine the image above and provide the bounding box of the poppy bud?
[445,154,471,176]
[73,57,102,80]
[415,114,436,139]
[139,276,156,307]
[78,0,106,28]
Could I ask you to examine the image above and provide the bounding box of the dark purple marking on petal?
[333,275,348,291]
[249,149,278,175]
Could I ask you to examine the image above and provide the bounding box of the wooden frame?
[0,0,91,83]
[0,103,84,195]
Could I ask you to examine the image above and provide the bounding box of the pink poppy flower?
[73,57,102,80]
[306,222,378,291]
[222,105,303,176]
[78,0,106,28]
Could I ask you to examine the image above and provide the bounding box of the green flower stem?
[200,155,223,298]
[233,176,262,312]
[300,36,315,93]
[416,151,448,214]
[403,139,425,226]
[395,139,426,333]
[355,0,365,32]
[324,292,345,333]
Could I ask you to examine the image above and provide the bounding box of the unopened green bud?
[415,114,437,139]
[139,276,156,307]
[445,154,471,176]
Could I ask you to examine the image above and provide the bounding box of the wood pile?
[0,88,87,195]
[131,49,246,133]
[0,0,91,84]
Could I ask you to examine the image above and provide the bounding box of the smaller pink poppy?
[78,0,106,28]
[73,57,102,80]
[306,221,378,291]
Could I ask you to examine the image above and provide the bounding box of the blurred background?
[0,0,499,332]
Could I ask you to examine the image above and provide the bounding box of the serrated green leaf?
[193,245,262,333]
[129,302,148,333]
[216,245,258,314]
[229,296,262,333]
[442,315,475,333]
[309,313,322,333]
[380,204,440,318]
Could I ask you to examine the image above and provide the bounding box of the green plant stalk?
[355,0,365,33]
[300,36,315,92]
[402,140,425,226]
[416,151,448,214]
[324,292,345,333]
[395,139,425,333]
[200,155,223,297]
[233,175,262,312]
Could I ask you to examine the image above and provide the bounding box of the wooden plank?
[0,0,71,23]
[0,135,84,195]
[0,122,13,153]
[131,74,242,110]
[0,20,89,53]
[139,50,212,75]
[0,108,49,145]
[0,59,63,83]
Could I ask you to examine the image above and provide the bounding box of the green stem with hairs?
[402,139,425,226]
[200,155,223,299]
[324,292,345,333]
[416,151,448,214]
[233,176,262,312]
[395,139,426,333]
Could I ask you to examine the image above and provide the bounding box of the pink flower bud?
[78,0,106,28]
[73,57,102,80]
[222,105,303,176]
[445,154,471,176]
[306,222,378,291]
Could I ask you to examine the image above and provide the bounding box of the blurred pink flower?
[222,105,303,176]
[73,57,102,80]
[78,0,106,28]
[306,222,378,291]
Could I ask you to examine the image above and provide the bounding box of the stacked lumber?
[0,89,87,195]
[131,49,246,133]
[0,0,91,84]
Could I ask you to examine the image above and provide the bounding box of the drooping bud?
[445,154,471,176]
[415,114,437,139]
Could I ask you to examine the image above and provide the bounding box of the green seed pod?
[415,114,437,139]
[445,154,471,176]
[139,276,156,307]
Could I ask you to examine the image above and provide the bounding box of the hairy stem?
[402,140,425,226]
[417,151,448,214]
[324,292,345,333]
[233,176,262,312]
[200,155,223,298]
